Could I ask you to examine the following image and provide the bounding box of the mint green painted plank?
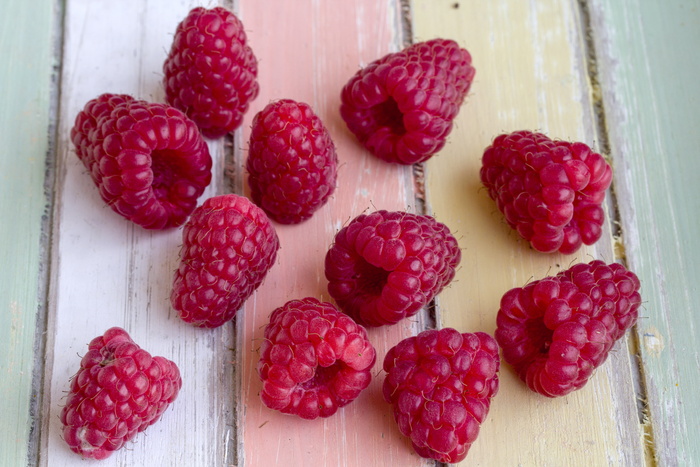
[590,0,700,464]
[0,0,56,464]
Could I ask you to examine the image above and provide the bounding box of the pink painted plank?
[234,0,429,465]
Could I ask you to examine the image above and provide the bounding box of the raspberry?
[246,99,338,224]
[383,328,500,463]
[163,6,259,138]
[494,260,642,397]
[170,194,279,328]
[257,297,376,420]
[340,38,475,164]
[60,327,182,460]
[480,130,613,254]
[325,210,461,327]
[70,93,212,229]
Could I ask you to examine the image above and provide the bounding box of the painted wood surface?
[2,0,698,465]
[589,0,700,464]
[234,1,432,466]
[40,1,237,465]
[0,1,56,465]
[413,1,645,465]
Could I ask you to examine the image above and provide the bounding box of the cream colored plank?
[413,0,644,465]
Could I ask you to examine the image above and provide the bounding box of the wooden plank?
[0,1,56,465]
[234,1,430,465]
[40,1,238,465]
[589,0,700,464]
[412,0,645,465]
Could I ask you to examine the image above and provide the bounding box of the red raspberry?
[495,260,641,397]
[383,328,500,463]
[325,210,461,327]
[340,38,475,164]
[170,194,279,328]
[60,327,182,460]
[246,99,338,224]
[257,297,376,420]
[70,93,212,229]
[163,6,259,138]
[480,130,613,254]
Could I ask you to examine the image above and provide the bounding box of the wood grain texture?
[0,1,55,465]
[41,1,237,465]
[589,0,700,464]
[413,0,645,465]
[235,1,430,465]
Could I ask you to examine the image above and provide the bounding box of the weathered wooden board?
[0,1,56,465]
[413,0,645,465]
[40,1,238,465]
[589,0,700,464]
[235,1,429,465]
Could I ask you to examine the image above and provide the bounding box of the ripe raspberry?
[325,210,461,327]
[495,260,642,397]
[163,6,259,139]
[480,130,613,254]
[70,93,212,229]
[60,327,182,460]
[383,328,500,463]
[340,38,475,164]
[246,99,338,224]
[257,297,376,420]
[170,194,279,328]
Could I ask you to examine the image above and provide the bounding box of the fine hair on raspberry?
[257,297,376,420]
[495,260,641,397]
[383,328,500,463]
[340,38,475,164]
[325,210,461,327]
[246,99,338,224]
[171,194,280,328]
[60,327,182,460]
[163,6,259,138]
[70,93,212,229]
[480,130,613,254]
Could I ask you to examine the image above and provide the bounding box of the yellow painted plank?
[413,0,644,465]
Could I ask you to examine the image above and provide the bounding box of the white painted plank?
[41,1,236,465]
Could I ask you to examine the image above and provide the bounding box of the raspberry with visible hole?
[495,260,641,397]
[70,93,212,229]
[325,210,461,327]
[257,297,376,420]
[340,38,475,164]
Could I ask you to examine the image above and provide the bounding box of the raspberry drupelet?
[480,130,613,254]
[383,328,500,463]
[163,6,259,138]
[247,99,338,224]
[60,327,182,460]
[495,260,642,397]
[325,210,461,327]
[70,93,212,229]
[257,297,376,420]
[340,38,475,164]
[170,194,280,328]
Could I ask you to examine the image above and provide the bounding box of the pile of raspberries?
[61,5,642,464]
